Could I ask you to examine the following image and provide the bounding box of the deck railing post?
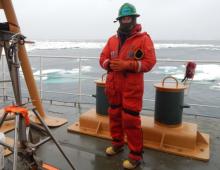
[39,56,43,99]
[78,56,82,108]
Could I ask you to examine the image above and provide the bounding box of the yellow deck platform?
[68,108,209,161]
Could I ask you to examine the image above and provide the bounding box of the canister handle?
[102,73,107,82]
[162,76,178,88]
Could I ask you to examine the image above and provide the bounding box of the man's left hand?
[110,59,126,71]
[110,59,137,72]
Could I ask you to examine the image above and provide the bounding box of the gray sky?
[1,0,220,40]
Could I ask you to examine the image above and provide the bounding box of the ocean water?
[1,40,220,117]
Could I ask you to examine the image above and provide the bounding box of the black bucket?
[154,76,189,125]
[94,74,109,115]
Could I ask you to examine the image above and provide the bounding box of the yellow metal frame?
[0,0,67,127]
[68,108,209,161]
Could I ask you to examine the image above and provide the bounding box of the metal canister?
[94,74,109,115]
[154,76,189,125]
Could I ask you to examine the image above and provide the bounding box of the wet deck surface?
[2,103,220,170]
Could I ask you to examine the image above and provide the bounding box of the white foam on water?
[193,64,220,81]
[156,64,220,82]
[210,83,220,91]
[26,41,105,51]
[153,66,184,75]
[32,66,92,81]
[25,41,220,51]
[154,43,220,50]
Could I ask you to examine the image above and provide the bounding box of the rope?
[4,105,30,125]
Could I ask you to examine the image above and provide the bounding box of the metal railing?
[1,54,220,114]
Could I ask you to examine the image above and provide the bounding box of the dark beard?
[119,23,134,33]
[118,17,136,33]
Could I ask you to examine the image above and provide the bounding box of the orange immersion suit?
[99,24,156,160]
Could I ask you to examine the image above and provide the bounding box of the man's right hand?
[110,59,138,72]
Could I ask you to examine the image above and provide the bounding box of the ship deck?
[2,103,220,170]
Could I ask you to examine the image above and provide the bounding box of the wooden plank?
[4,137,13,156]
[0,109,15,133]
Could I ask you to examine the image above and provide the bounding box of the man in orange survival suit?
[99,3,156,169]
